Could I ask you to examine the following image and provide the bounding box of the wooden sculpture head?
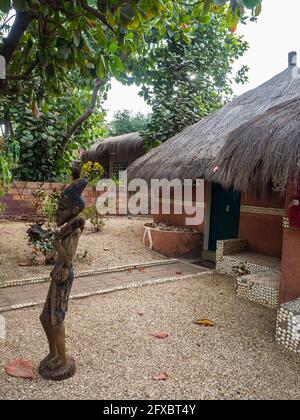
[55,179,88,227]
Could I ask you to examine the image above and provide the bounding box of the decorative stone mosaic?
[282,216,300,230]
[276,299,300,354]
[237,272,280,309]
[216,239,280,309]
[240,205,285,216]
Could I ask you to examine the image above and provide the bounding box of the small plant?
[80,161,105,186]
[28,186,62,265]
[83,204,105,233]
[27,224,56,265]
[32,185,63,229]
[0,203,6,216]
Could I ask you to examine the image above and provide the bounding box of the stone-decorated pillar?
[280,181,300,303]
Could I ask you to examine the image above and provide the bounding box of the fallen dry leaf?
[139,268,145,273]
[152,372,168,381]
[6,359,36,380]
[127,269,132,273]
[150,331,169,339]
[194,319,215,327]
[176,271,183,275]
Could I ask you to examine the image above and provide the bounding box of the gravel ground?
[0,217,164,285]
[1,273,300,400]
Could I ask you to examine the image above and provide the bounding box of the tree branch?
[57,79,107,157]
[0,11,35,65]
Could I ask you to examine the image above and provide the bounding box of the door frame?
[203,182,212,251]
[206,182,241,252]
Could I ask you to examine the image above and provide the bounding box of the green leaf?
[57,46,70,60]
[108,42,118,54]
[212,0,227,5]
[114,56,124,72]
[199,15,211,24]
[12,0,26,11]
[97,0,109,13]
[73,31,81,48]
[0,0,11,13]
[241,0,261,10]
[96,61,105,78]
[255,3,262,16]
[86,62,95,69]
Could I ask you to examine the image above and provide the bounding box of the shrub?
[83,204,105,233]
[80,161,105,186]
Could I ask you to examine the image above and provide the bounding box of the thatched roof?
[128,54,300,183]
[82,132,143,162]
[214,95,300,194]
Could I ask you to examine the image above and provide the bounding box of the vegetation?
[0,1,261,158]
[83,204,105,233]
[81,161,105,186]
[0,1,261,186]
[28,185,63,264]
[0,137,19,214]
[0,84,105,181]
[132,14,249,146]
[107,109,148,136]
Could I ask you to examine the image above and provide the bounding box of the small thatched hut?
[82,132,144,178]
[128,53,300,304]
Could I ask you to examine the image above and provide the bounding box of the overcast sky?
[104,0,300,120]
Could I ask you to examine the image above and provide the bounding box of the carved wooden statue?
[39,179,88,381]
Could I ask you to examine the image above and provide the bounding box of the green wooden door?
[208,183,241,251]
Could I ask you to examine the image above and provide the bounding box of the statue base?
[39,356,76,381]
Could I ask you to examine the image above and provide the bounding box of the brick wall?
[0,181,148,218]
[0,181,99,217]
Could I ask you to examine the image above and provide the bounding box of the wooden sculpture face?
[55,196,80,227]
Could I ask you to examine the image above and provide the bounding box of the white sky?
[104,0,300,120]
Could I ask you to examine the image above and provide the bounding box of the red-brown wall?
[239,192,285,258]
[153,181,208,233]
[280,228,300,302]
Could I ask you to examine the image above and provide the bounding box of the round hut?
[82,132,144,179]
[128,52,300,286]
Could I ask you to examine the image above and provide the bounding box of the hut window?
[112,160,128,179]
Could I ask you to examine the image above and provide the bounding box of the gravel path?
[1,273,300,400]
[0,217,164,285]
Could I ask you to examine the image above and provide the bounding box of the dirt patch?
[0,217,165,285]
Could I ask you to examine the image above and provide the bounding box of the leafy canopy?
[0,1,262,96]
[1,85,105,181]
[132,13,249,146]
[107,109,148,136]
